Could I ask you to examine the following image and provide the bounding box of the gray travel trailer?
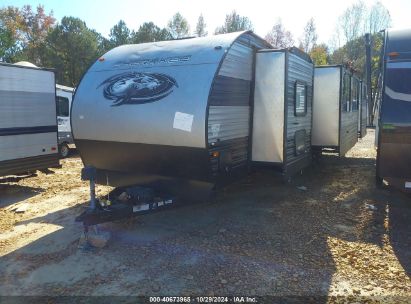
[72,32,316,225]
[252,48,313,177]
[358,81,368,138]
[0,62,59,176]
[376,28,411,191]
[72,31,272,199]
[56,84,75,158]
[312,65,359,156]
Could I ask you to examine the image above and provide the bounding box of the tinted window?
[56,96,69,117]
[382,62,411,124]
[295,82,307,116]
[385,62,411,94]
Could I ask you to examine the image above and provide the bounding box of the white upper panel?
[0,65,56,128]
[312,66,340,146]
[0,65,55,93]
[252,51,285,163]
[72,31,265,149]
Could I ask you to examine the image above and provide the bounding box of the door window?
[56,96,69,117]
[295,82,307,116]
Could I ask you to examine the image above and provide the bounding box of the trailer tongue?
[76,166,177,227]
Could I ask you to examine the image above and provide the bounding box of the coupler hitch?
[75,166,176,228]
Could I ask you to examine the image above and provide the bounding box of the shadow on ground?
[382,190,411,277]
[0,184,44,208]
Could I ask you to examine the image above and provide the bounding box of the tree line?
[0,1,390,88]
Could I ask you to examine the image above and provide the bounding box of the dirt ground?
[0,129,410,302]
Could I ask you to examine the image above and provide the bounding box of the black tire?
[59,143,70,158]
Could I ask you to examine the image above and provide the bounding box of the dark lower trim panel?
[378,142,411,178]
[75,139,211,184]
[0,154,60,176]
[284,154,312,177]
[251,153,312,178]
[379,177,411,193]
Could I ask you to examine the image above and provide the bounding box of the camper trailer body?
[376,28,411,191]
[0,63,59,176]
[312,65,359,156]
[72,31,271,197]
[252,48,313,177]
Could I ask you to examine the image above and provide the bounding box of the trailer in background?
[312,65,359,156]
[376,28,411,192]
[0,62,59,176]
[252,48,313,178]
[56,84,75,158]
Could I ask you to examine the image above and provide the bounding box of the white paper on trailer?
[173,112,194,132]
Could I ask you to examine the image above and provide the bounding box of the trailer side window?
[56,96,69,117]
[383,62,411,123]
[295,82,307,116]
[342,73,351,112]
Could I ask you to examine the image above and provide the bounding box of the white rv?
[56,84,75,158]
[0,62,59,176]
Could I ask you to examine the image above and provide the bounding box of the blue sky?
[2,0,410,44]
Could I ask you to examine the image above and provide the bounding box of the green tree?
[195,14,207,37]
[94,30,112,55]
[330,32,383,85]
[132,22,171,43]
[22,5,56,65]
[330,37,364,74]
[44,16,99,86]
[0,21,16,61]
[215,10,253,34]
[0,6,26,61]
[370,32,384,90]
[330,1,391,98]
[309,44,329,65]
[109,20,131,47]
[167,13,190,39]
[0,5,55,63]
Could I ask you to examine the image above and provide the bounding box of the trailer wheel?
[59,143,70,158]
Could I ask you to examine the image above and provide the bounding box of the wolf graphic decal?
[98,72,178,106]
